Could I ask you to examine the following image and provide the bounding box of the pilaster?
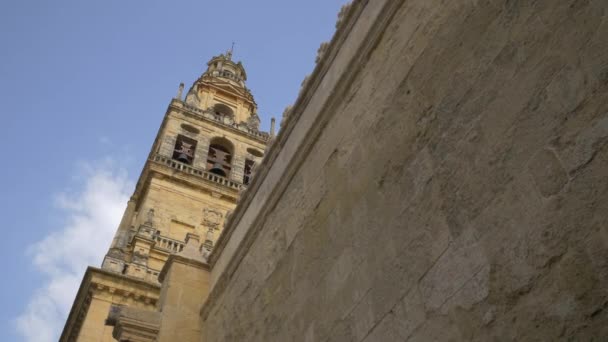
[156,233,210,342]
[193,136,210,170]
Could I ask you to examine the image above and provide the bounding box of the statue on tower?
[246,113,261,131]
[226,42,235,61]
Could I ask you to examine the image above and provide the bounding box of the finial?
[270,117,276,137]
[227,42,235,60]
[175,82,184,100]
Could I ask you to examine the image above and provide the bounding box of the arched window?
[172,134,197,165]
[213,103,234,119]
[207,137,234,177]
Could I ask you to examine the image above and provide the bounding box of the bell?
[209,162,227,177]
[176,153,191,163]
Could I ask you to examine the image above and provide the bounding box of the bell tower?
[60,51,272,342]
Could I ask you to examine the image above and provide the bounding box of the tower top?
[204,51,247,85]
[183,50,258,127]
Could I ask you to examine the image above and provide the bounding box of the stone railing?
[181,103,271,141]
[153,234,185,253]
[151,154,242,190]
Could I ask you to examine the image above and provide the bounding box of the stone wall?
[202,0,608,341]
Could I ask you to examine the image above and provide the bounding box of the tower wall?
[61,53,269,341]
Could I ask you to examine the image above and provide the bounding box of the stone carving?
[202,208,223,229]
[201,208,222,259]
[336,2,353,29]
[247,113,261,131]
[238,122,249,132]
[203,111,216,120]
[223,115,234,125]
[316,42,329,64]
[185,87,200,107]
[145,209,155,226]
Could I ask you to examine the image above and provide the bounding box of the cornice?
[90,280,159,305]
[59,267,161,342]
[198,77,255,104]
[170,101,270,143]
[158,253,210,283]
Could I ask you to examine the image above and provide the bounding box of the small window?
[172,134,198,165]
[180,123,200,134]
[213,103,234,118]
[246,147,264,158]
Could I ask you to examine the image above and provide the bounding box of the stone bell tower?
[60,50,272,341]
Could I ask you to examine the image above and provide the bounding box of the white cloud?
[14,159,133,342]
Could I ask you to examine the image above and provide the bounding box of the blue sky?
[0,1,346,340]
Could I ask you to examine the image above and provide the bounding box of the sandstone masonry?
[202,0,608,341]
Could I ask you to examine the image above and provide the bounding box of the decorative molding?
[202,207,223,228]
[175,102,270,142]
[59,267,161,342]
[107,305,161,342]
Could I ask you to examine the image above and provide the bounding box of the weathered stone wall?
[202,1,608,341]
[157,255,210,342]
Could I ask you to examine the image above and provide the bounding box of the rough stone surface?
[202,1,608,341]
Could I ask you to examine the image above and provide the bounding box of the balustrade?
[151,154,242,190]
[153,234,185,253]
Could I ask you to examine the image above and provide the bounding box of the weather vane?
[227,42,235,60]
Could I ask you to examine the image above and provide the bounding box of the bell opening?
[209,167,227,177]
[172,134,198,165]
